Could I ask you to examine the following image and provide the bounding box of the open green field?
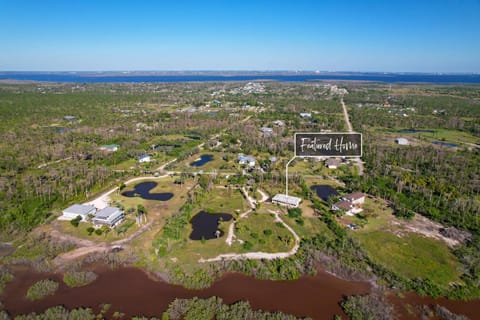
[201,188,248,214]
[348,198,463,288]
[235,212,294,253]
[353,231,462,288]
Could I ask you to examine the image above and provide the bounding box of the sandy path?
[200,210,300,262]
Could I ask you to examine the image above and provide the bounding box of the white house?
[331,200,363,216]
[395,138,409,145]
[92,206,124,227]
[272,120,285,127]
[138,154,151,163]
[238,154,256,167]
[299,112,312,118]
[272,194,302,208]
[325,158,342,169]
[331,192,366,216]
[99,144,119,152]
[62,204,96,221]
[259,127,273,134]
[343,192,366,205]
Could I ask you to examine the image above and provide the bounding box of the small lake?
[397,128,436,133]
[432,141,457,147]
[189,210,232,240]
[310,185,339,201]
[190,154,213,167]
[121,181,174,201]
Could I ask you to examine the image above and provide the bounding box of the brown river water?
[2,265,480,319]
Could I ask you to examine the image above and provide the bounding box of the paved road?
[341,96,364,175]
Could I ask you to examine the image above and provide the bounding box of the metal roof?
[63,204,96,215]
[95,206,121,220]
[272,194,302,206]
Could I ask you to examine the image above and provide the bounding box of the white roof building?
[272,194,302,208]
[138,154,151,163]
[238,154,256,167]
[395,138,409,145]
[93,206,124,227]
[62,204,96,221]
[299,113,312,118]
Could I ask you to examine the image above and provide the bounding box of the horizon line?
[1,70,479,75]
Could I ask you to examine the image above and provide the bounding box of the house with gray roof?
[62,204,96,221]
[92,206,124,227]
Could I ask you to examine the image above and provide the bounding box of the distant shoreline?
[1,71,480,84]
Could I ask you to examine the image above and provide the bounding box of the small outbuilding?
[395,138,409,145]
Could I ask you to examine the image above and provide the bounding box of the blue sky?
[0,0,479,72]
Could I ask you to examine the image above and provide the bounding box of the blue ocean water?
[0,72,479,84]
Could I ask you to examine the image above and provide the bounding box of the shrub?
[288,207,302,218]
[63,271,97,287]
[26,279,59,301]
[86,227,95,235]
[70,215,82,227]
[243,241,253,250]
[263,229,272,236]
[94,228,103,236]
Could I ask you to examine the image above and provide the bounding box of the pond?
[432,141,457,147]
[397,128,436,133]
[189,210,232,240]
[121,181,174,201]
[310,185,339,201]
[190,154,214,167]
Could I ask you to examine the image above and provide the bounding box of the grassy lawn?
[349,198,463,288]
[113,158,137,170]
[289,158,329,176]
[353,231,462,288]
[235,212,294,253]
[201,188,247,214]
[55,217,139,243]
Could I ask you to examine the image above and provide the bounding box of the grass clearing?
[353,230,462,288]
[235,212,294,253]
[349,198,463,288]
